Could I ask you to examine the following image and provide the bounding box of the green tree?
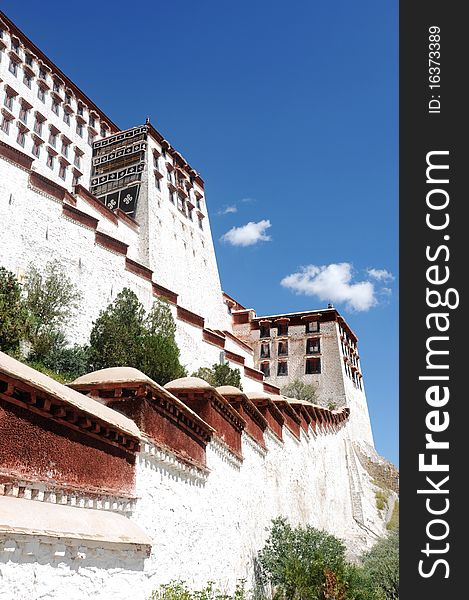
[360,531,399,600]
[0,267,28,354]
[24,261,82,361]
[281,379,318,403]
[89,289,186,385]
[192,362,242,390]
[141,297,186,384]
[257,517,349,600]
[89,288,146,370]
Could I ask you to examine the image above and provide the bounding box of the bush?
[148,581,248,600]
[0,267,28,354]
[23,261,82,361]
[281,379,317,403]
[89,289,186,384]
[192,362,242,390]
[361,532,399,600]
[257,518,349,600]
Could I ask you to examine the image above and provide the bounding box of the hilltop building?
[0,12,395,599]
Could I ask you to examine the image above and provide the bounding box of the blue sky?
[4,1,398,465]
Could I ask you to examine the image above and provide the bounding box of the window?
[63,111,70,125]
[58,163,67,180]
[277,322,289,336]
[61,140,69,156]
[88,131,95,145]
[19,105,29,124]
[1,116,11,134]
[198,216,203,230]
[196,198,201,210]
[89,115,96,128]
[170,192,175,204]
[76,122,83,137]
[155,175,161,190]
[37,86,45,103]
[51,100,60,116]
[4,92,13,110]
[77,103,84,116]
[188,208,193,221]
[74,151,81,168]
[100,126,106,137]
[166,170,172,182]
[260,323,270,338]
[25,54,33,67]
[305,358,321,375]
[260,362,270,377]
[32,141,41,157]
[23,72,32,88]
[49,131,58,147]
[73,172,81,186]
[306,321,320,333]
[39,68,47,81]
[278,341,288,356]
[9,60,17,76]
[33,117,43,136]
[277,361,288,376]
[260,343,270,358]
[65,92,72,105]
[153,154,159,169]
[11,39,20,53]
[46,153,54,169]
[306,338,321,354]
[53,81,60,93]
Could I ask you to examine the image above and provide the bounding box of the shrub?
[23,261,82,361]
[89,289,186,384]
[281,379,317,403]
[361,532,399,600]
[0,267,28,354]
[192,362,242,390]
[257,517,348,600]
[148,581,248,600]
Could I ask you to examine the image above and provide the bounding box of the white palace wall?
[0,417,387,600]
[0,152,264,391]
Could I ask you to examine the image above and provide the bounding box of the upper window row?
[2,43,109,136]
[259,321,320,338]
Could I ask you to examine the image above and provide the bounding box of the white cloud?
[281,263,377,312]
[367,268,395,282]
[218,205,238,215]
[241,197,255,203]
[220,219,272,247]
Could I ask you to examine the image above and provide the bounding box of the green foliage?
[89,289,186,384]
[192,362,242,390]
[37,330,90,380]
[24,360,73,384]
[257,517,348,600]
[386,501,399,532]
[148,581,248,600]
[361,532,399,600]
[24,261,82,361]
[281,379,317,403]
[0,267,28,354]
[89,288,146,370]
[374,491,388,511]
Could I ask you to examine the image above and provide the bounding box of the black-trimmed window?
[260,343,270,358]
[278,341,288,356]
[277,361,288,376]
[37,86,45,103]
[305,357,321,375]
[306,321,320,333]
[260,324,270,338]
[260,362,270,377]
[306,338,320,354]
[46,152,54,169]
[52,100,60,116]
[4,92,13,110]
[9,60,17,76]
[23,72,32,88]
[277,322,288,336]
